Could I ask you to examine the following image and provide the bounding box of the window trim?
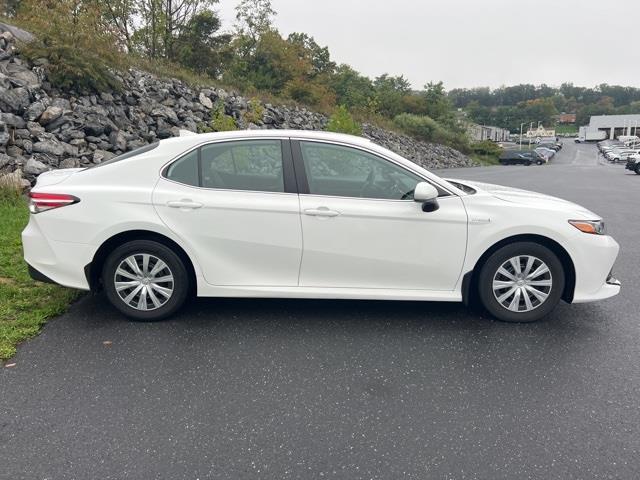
[290,138,456,201]
[160,138,298,195]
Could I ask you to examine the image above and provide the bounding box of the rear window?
[86,142,159,169]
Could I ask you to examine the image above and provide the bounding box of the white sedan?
[22,131,621,322]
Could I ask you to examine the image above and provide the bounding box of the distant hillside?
[450,84,640,132]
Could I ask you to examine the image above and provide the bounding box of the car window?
[165,149,199,186]
[200,140,284,192]
[86,142,159,169]
[299,141,423,200]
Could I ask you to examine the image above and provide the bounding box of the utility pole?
[519,123,525,151]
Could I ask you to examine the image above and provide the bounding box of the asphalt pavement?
[1,140,639,479]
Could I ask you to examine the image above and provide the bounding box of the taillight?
[28,192,80,214]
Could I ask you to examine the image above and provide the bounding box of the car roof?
[157,129,374,150]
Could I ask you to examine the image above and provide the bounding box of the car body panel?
[297,194,468,290]
[22,130,621,306]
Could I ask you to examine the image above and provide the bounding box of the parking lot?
[1,140,639,479]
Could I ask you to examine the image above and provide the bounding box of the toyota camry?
[22,130,621,322]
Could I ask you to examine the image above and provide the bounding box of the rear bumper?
[22,215,93,290]
[27,264,57,284]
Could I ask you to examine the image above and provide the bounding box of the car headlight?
[568,219,606,235]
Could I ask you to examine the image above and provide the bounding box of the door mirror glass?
[413,182,438,203]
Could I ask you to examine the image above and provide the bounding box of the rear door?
[153,138,302,287]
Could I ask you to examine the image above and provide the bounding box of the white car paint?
[22,130,620,312]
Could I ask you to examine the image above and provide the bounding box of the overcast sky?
[216,0,639,90]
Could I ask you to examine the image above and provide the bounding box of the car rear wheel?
[478,242,565,323]
[102,240,189,321]
[635,163,640,174]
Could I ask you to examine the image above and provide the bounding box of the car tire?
[102,240,190,321]
[536,159,544,165]
[477,242,565,323]
[635,163,640,175]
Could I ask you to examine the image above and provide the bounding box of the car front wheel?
[102,240,190,321]
[478,242,565,323]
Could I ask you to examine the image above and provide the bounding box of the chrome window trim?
[292,137,459,198]
[159,137,292,195]
[159,134,461,198]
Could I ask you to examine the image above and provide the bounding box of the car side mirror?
[413,182,440,212]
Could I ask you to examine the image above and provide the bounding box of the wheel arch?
[85,230,198,294]
[461,233,576,306]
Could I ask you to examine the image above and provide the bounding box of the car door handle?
[167,199,203,209]
[304,207,340,217]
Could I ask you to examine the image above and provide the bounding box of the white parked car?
[22,131,621,323]
[534,147,555,160]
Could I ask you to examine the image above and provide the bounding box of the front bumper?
[570,234,621,303]
[572,273,621,303]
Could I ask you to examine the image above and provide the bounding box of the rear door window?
[200,140,284,192]
[164,140,285,193]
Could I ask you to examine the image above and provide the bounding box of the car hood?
[446,179,600,219]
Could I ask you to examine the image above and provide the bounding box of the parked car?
[22,131,621,323]
[499,150,546,165]
[626,155,640,174]
[535,147,556,160]
[539,142,562,151]
[605,149,640,163]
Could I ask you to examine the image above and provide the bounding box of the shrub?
[243,98,265,124]
[284,77,336,111]
[470,140,503,157]
[16,0,122,92]
[469,140,502,165]
[199,102,237,133]
[393,113,470,152]
[326,105,362,136]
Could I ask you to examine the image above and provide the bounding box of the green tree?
[101,0,137,51]
[329,65,375,110]
[173,9,231,77]
[286,32,335,77]
[373,74,412,118]
[326,105,362,135]
[421,81,454,123]
[234,0,275,42]
[130,0,217,60]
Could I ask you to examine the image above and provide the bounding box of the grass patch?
[0,189,78,360]
[555,124,578,135]
[470,153,500,166]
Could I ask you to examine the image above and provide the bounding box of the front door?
[294,140,468,291]
[153,139,302,287]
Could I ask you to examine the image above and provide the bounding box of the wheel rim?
[492,255,553,313]
[114,254,174,311]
